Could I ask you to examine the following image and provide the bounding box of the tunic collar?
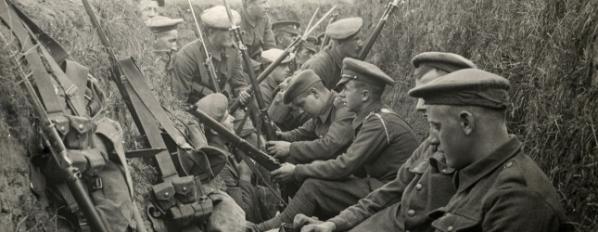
[455,136,522,193]
[352,101,383,130]
[317,92,337,123]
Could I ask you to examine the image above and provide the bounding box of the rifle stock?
[358,0,401,60]
[188,106,282,171]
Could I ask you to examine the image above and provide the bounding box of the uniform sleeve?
[287,107,354,164]
[327,142,429,230]
[482,189,563,232]
[262,17,276,49]
[294,118,387,180]
[172,50,213,102]
[227,48,249,97]
[300,54,336,89]
[279,118,317,142]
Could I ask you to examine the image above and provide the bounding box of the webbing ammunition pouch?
[150,176,213,229]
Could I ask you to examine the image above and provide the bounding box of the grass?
[0,0,596,231]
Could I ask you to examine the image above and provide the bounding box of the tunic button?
[505,161,513,168]
[407,209,415,216]
[415,183,423,191]
[448,226,454,231]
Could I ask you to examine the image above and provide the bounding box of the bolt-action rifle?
[358,0,402,60]
[228,6,337,113]
[187,0,221,93]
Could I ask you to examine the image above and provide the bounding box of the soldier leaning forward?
[252,58,420,231]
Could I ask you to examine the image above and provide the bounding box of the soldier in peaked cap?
[272,20,300,48]
[241,0,276,59]
[145,15,183,52]
[408,69,568,232]
[301,17,364,90]
[267,69,354,168]
[297,52,478,232]
[250,58,418,231]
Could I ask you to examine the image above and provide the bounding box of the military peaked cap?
[272,20,300,35]
[145,15,183,33]
[408,68,511,110]
[201,5,241,29]
[336,57,394,89]
[325,17,363,40]
[412,52,477,73]
[283,69,323,104]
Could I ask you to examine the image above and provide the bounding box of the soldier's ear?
[360,88,370,102]
[459,110,474,135]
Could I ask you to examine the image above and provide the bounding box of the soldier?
[138,0,160,21]
[296,52,477,232]
[240,0,276,59]
[295,36,319,67]
[302,17,364,90]
[266,69,354,165]
[250,58,419,231]
[257,48,295,106]
[145,15,183,53]
[271,20,300,48]
[172,5,245,104]
[409,69,568,231]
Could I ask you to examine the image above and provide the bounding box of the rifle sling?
[117,57,181,181]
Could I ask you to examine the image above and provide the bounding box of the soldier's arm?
[262,17,276,49]
[326,142,429,230]
[482,189,563,232]
[279,118,318,141]
[294,117,386,180]
[287,106,354,163]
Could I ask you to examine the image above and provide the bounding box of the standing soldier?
[302,17,364,90]
[297,52,477,232]
[240,0,276,59]
[145,15,183,84]
[250,58,419,231]
[266,69,354,165]
[410,69,568,231]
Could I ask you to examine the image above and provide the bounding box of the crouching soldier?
[250,58,419,231]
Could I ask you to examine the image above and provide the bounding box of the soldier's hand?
[239,89,251,105]
[300,222,336,232]
[244,221,260,232]
[271,162,296,183]
[266,140,291,160]
[294,214,322,228]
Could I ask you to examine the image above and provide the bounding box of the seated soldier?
[296,52,477,232]
[266,69,354,165]
[194,93,278,224]
[250,58,419,231]
[410,69,568,231]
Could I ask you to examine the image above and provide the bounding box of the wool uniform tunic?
[429,138,567,232]
[294,102,419,182]
[327,138,456,232]
[279,92,355,164]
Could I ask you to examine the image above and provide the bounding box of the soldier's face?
[339,34,363,58]
[338,81,364,113]
[139,0,159,21]
[292,91,322,117]
[427,105,472,169]
[211,29,234,48]
[246,0,270,17]
[271,64,290,84]
[155,30,178,52]
[296,48,315,67]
